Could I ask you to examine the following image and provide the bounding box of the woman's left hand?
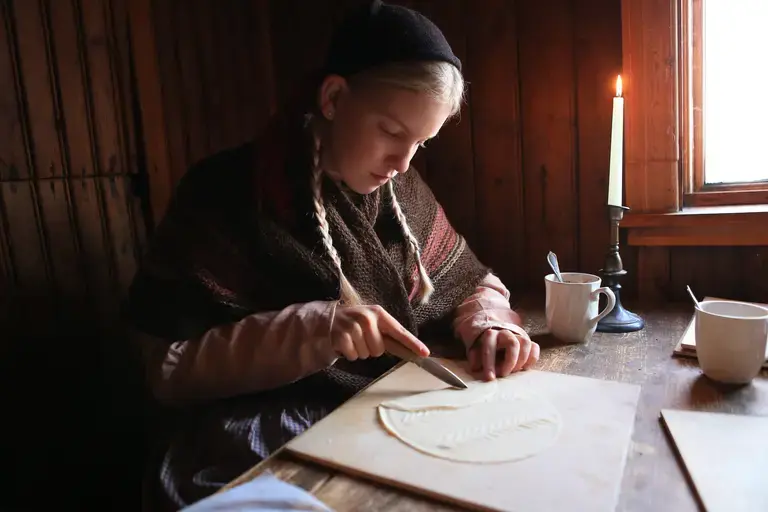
[467,328,539,381]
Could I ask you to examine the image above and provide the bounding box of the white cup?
[695,300,768,384]
[545,273,616,343]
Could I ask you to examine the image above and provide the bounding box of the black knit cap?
[324,0,461,77]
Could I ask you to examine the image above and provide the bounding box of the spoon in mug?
[547,251,564,283]
[686,285,701,310]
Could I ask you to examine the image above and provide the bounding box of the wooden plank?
[100,175,136,293]
[211,0,239,149]
[193,0,224,154]
[79,0,122,176]
[36,178,85,303]
[0,181,52,320]
[151,0,186,185]
[517,0,578,289]
[242,0,276,137]
[10,0,64,179]
[636,246,670,302]
[739,247,768,304]
[624,205,768,228]
[127,0,173,223]
[573,0,622,276]
[49,0,95,178]
[268,0,333,107]
[173,0,207,166]
[684,190,768,207]
[621,0,679,213]
[464,0,524,288]
[669,247,741,303]
[628,226,768,247]
[0,0,28,181]
[69,176,116,320]
[315,473,462,512]
[105,0,138,175]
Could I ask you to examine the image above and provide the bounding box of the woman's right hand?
[330,305,430,361]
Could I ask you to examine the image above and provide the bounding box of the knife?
[383,336,468,389]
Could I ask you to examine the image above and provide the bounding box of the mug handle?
[591,287,616,323]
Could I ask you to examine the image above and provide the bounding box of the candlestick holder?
[596,204,645,333]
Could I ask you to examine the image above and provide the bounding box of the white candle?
[608,75,624,207]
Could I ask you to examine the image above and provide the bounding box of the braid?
[388,180,434,305]
[310,134,363,306]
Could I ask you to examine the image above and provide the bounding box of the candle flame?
[616,75,622,97]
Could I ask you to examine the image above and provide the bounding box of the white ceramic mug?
[695,300,768,384]
[545,273,616,343]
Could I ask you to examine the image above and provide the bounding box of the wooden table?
[223,302,768,511]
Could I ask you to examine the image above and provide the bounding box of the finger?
[337,333,358,361]
[350,321,370,359]
[481,330,498,381]
[512,333,530,372]
[376,306,430,357]
[497,332,520,377]
[366,324,385,357]
[468,347,481,372]
[523,342,540,369]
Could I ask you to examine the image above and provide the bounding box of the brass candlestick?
[596,204,645,333]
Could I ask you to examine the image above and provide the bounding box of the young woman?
[127,1,538,508]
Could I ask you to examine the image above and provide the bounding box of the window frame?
[681,0,768,208]
[620,0,768,246]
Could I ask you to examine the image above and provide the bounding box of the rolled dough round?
[377,379,561,464]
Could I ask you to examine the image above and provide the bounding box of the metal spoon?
[686,285,701,310]
[547,251,564,283]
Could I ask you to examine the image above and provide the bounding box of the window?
[682,0,768,207]
[620,0,768,246]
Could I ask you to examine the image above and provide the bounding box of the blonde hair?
[311,60,465,306]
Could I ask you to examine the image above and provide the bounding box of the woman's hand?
[331,305,430,361]
[467,327,539,381]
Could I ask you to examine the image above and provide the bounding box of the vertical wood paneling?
[173,0,207,166]
[0,3,25,183]
[1,182,50,314]
[152,0,186,183]
[518,0,578,289]
[100,175,135,292]
[269,0,334,107]
[195,0,224,152]
[80,0,122,175]
[243,0,276,136]
[574,0,622,277]
[130,0,767,308]
[465,0,524,289]
[11,0,64,179]
[416,0,476,246]
[70,176,114,317]
[1,0,145,333]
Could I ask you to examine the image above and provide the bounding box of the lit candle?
[607,75,624,207]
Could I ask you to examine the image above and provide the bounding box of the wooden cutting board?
[661,409,768,512]
[286,361,641,512]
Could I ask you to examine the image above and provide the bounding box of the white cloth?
[182,473,333,512]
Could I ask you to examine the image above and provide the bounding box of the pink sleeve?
[451,273,528,350]
[135,301,340,406]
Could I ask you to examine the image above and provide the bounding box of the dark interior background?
[1,0,765,509]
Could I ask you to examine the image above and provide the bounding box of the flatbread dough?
[378,378,561,464]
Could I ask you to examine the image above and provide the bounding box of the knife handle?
[383,335,420,363]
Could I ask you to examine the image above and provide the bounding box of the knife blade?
[413,357,468,389]
[383,336,469,389]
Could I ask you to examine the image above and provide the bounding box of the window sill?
[622,205,768,246]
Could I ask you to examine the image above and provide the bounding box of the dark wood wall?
[140,0,768,304]
[0,1,146,508]
[0,0,766,507]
